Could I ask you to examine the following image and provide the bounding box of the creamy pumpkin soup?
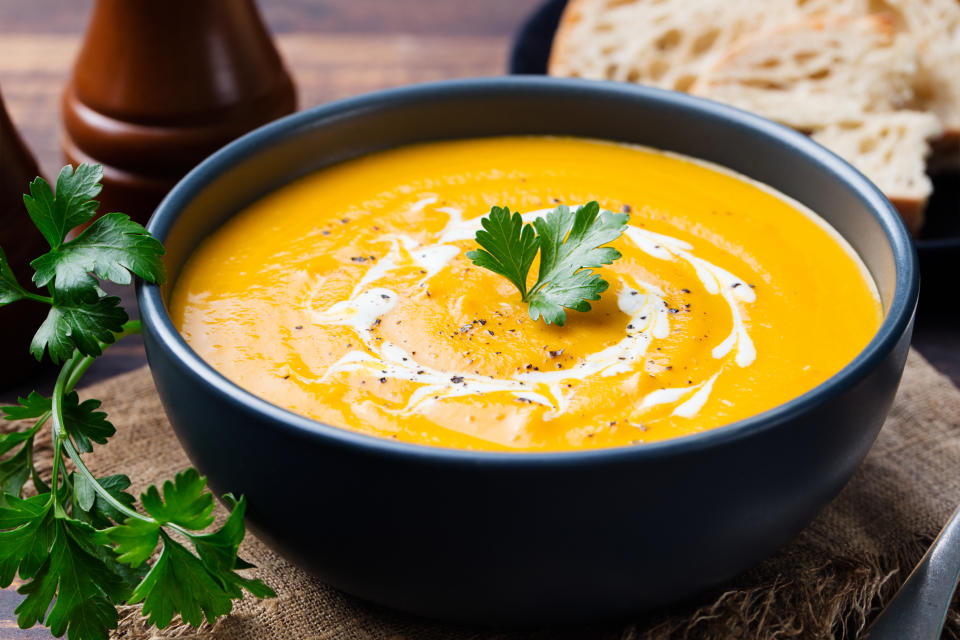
[171,137,881,452]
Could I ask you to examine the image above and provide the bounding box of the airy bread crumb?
[812,112,942,233]
[692,15,917,131]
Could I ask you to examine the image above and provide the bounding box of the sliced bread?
[548,0,790,92]
[548,0,870,89]
[879,0,960,143]
[811,111,943,233]
[691,14,918,131]
[547,0,956,229]
[549,0,960,140]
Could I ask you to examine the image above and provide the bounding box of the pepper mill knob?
[0,87,52,387]
[62,0,297,224]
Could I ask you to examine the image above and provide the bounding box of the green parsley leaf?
[15,164,166,366]
[106,517,160,568]
[107,486,274,621]
[93,475,137,522]
[71,474,138,529]
[191,494,247,575]
[128,531,234,628]
[532,202,626,288]
[5,391,115,453]
[0,440,32,498]
[30,295,128,363]
[73,471,97,512]
[468,201,629,325]
[61,393,115,453]
[16,518,129,639]
[22,164,103,249]
[527,202,628,325]
[0,494,55,586]
[31,212,166,302]
[0,429,34,458]
[105,468,217,568]
[465,206,539,298]
[0,246,28,306]
[30,464,50,496]
[2,391,51,420]
[70,514,149,596]
[140,468,215,530]
[527,267,611,326]
[191,496,275,599]
[0,400,53,498]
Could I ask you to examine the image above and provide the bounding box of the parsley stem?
[22,412,51,440]
[50,354,72,516]
[21,291,54,305]
[62,430,196,538]
[50,319,196,537]
[50,320,153,524]
[61,432,151,523]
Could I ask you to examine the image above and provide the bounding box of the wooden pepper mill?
[62,0,297,224]
[0,87,52,387]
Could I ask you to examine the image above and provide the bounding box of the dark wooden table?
[1,1,957,637]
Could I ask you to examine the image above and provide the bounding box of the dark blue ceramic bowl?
[137,77,918,625]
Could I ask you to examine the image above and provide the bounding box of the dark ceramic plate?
[509,0,960,302]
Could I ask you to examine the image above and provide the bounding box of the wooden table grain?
[0,1,957,637]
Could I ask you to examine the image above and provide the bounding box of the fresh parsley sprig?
[466,201,629,325]
[0,165,274,640]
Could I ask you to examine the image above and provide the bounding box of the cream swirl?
[301,201,756,420]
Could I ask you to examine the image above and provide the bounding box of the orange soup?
[171,137,882,451]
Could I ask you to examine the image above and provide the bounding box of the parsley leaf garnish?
[107,473,274,628]
[0,495,56,586]
[138,468,215,529]
[22,165,103,249]
[31,212,165,301]
[14,164,167,363]
[0,164,273,639]
[0,441,32,499]
[71,474,138,530]
[30,295,129,363]
[467,201,629,325]
[466,206,540,298]
[0,246,29,305]
[5,391,115,453]
[16,518,130,639]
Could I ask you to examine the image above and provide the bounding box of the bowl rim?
[137,76,919,465]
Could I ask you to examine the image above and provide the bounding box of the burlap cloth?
[25,349,960,639]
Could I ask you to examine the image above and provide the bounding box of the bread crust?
[889,197,926,235]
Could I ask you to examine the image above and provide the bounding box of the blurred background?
[0,0,543,180]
